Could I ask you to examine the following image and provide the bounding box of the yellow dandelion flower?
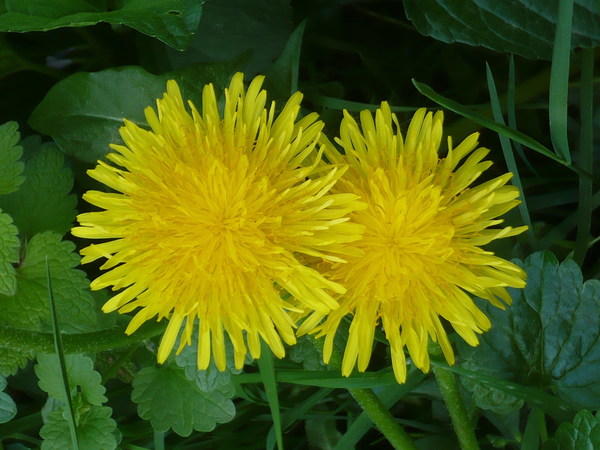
[72,73,364,371]
[300,104,527,383]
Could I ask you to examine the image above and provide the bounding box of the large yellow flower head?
[72,73,364,371]
[301,104,527,383]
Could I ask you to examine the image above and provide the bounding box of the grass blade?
[258,342,283,450]
[45,257,79,450]
[573,47,595,266]
[549,0,574,163]
[507,55,539,177]
[486,63,535,246]
[412,79,583,173]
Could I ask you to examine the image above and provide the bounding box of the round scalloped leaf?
[459,251,600,410]
[132,365,236,436]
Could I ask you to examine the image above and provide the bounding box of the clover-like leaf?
[132,365,236,436]
[0,210,18,296]
[0,0,203,51]
[40,406,118,450]
[404,0,600,60]
[36,354,107,406]
[0,121,24,194]
[459,251,600,410]
[0,141,76,239]
[0,232,98,333]
[0,375,16,424]
[543,410,600,449]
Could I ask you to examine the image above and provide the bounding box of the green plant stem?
[432,365,480,450]
[0,320,166,354]
[309,336,417,450]
[46,259,78,450]
[574,47,595,266]
[347,387,417,450]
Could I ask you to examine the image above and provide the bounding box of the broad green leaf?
[0,0,204,51]
[29,64,239,163]
[289,335,327,371]
[461,370,524,415]
[36,354,107,406]
[0,210,18,296]
[0,346,33,377]
[0,142,76,239]
[167,0,292,74]
[543,410,600,449]
[132,365,236,436]
[0,375,16,423]
[174,332,242,396]
[0,121,24,194]
[264,21,305,103]
[403,0,600,60]
[458,251,600,410]
[40,406,118,450]
[0,232,99,333]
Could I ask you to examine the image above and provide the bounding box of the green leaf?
[0,0,204,51]
[289,335,327,371]
[543,410,600,449]
[132,365,236,436]
[36,354,107,407]
[458,251,600,410]
[0,232,99,333]
[29,64,237,163]
[403,0,600,60]
[174,334,241,396]
[166,0,292,73]
[0,210,18,296]
[0,121,24,194]
[40,406,118,450]
[0,346,33,376]
[461,372,524,415]
[264,20,305,103]
[0,142,76,239]
[0,375,16,424]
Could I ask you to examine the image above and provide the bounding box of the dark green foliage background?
[0,0,598,449]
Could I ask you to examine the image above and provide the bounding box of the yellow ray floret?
[72,73,364,371]
[302,104,527,383]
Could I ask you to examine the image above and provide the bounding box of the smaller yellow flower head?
[302,104,527,383]
[72,73,364,371]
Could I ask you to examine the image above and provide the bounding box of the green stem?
[0,320,166,354]
[433,365,480,450]
[310,336,417,450]
[347,388,417,450]
[574,47,595,266]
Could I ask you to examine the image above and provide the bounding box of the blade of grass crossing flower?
[507,56,539,177]
[411,79,568,167]
[485,63,535,245]
[266,388,333,450]
[573,47,595,266]
[521,407,547,450]
[549,0,574,164]
[233,370,398,389]
[258,342,283,450]
[45,256,79,450]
